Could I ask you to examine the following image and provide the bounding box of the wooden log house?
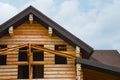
[0,6,120,80]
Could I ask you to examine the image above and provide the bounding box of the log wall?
[0,21,77,80]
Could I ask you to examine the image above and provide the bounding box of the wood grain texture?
[0,21,78,79]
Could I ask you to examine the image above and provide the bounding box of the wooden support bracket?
[29,14,33,24]
[8,26,14,37]
[48,27,53,36]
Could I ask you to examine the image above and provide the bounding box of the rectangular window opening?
[32,45,44,61]
[33,51,44,61]
[19,52,28,61]
[33,65,44,79]
[0,55,6,65]
[19,47,28,61]
[55,45,66,51]
[18,65,29,79]
[55,55,67,64]
[0,45,7,65]
[19,46,28,50]
[0,45,7,49]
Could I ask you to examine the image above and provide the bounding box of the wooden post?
[28,43,32,79]
[76,46,83,80]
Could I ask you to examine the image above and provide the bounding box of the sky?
[0,0,120,52]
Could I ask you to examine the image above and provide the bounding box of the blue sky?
[0,0,120,52]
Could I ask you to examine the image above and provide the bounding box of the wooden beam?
[0,44,27,55]
[76,46,82,58]
[28,43,32,79]
[76,46,80,54]
[76,46,83,80]
[48,27,53,36]
[31,61,54,65]
[29,14,33,24]
[32,45,76,59]
[7,62,28,65]
[8,26,14,37]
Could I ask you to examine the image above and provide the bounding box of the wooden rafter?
[0,44,77,59]
[32,45,76,59]
[0,44,27,55]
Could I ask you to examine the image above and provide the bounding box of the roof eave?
[0,6,93,58]
[76,58,120,76]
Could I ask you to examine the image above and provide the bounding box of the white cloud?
[53,0,120,52]
[87,0,120,52]
[0,0,120,52]
[23,0,56,17]
[0,2,18,24]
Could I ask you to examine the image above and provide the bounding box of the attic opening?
[18,45,44,79]
[55,55,67,64]
[32,45,44,61]
[33,51,44,61]
[0,55,6,65]
[0,45,7,65]
[18,65,29,79]
[19,47,28,61]
[33,65,44,78]
[55,45,67,64]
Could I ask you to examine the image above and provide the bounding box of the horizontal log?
[0,69,17,72]
[0,73,17,76]
[44,71,75,75]
[31,61,54,65]
[44,68,75,71]
[0,41,67,45]
[0,65,17,69]
[7,61,56,65]
[44,74,75,78]
[0,77,16,80]
[37,79,75,80]
[44,65,75,68]
[7,55,18,58]
[7,62,28,65]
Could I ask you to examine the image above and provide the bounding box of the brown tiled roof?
[76,58,120,76]
[90,50,120,68]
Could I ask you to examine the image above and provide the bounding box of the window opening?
[55,55,67,64]
[18,65,29,79]
[33,65,44,78]
[0,55,6,65]
[19,47,28,61]
[0,45,7,65]
[55,45,66,51]
[33,51,44,61]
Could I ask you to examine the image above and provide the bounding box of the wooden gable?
[0,6,93,58]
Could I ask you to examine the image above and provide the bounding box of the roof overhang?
[0,6,93,58]
[76,58,120,76]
